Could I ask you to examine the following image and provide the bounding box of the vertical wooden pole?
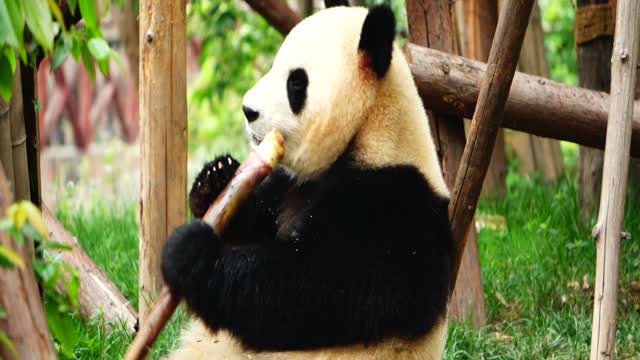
[589,0,639,358]
[406,0,486,327]
[576,0,611,219]
[8,63,35,260]
[463,0,506,198]
[139,0,188,323]
[9,65,30,203]
[0,165,56,360]
[449,0,535,285]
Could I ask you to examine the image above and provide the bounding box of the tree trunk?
[406,44,640,156]
[508,1,564,181]
[0,165,56,360]
[406,0,487,327]
[139,0,188,323]
[576,0,612,220]
[448,0,535,286]
[463,0,506,198]
[589,0,639,357]
[43,207,138,334]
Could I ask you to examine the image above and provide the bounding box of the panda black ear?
[358,5,395,78]
[325,0,350,8]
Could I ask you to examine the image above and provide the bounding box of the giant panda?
[161,2,452,359]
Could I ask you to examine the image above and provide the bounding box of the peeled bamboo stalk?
[124,131,285,360]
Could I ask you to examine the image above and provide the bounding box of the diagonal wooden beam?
[244,0,302,35]
[448,0,535,286]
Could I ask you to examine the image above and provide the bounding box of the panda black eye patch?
[287,68,308,115]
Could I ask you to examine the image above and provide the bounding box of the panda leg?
[189,154,239,219]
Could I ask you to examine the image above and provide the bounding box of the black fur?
[287,68,309,115]
[358,5,395,78]
[189,155,239,219]
[163,154,452,351]
[325,0,350,7]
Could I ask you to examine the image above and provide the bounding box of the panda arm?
[189,156,292,243]
[162,166,452,351]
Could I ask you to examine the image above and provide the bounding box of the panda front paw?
[189,155,240,219]
[161,221,223,299]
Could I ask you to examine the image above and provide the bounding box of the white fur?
[167,6,450,360]
[243,7,448,196]
[165,317,447,360]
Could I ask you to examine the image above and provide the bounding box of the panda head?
[242,3,397,180]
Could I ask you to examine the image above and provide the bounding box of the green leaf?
[70,31,82,60]
[87,37,110,60]
[0,218,12,231]
[80,43,95,81]
[78,0,99,35]
[0,1,18,48]
[1,0,26,48]
[39,240,72,252]
[0,245,25,269]
[0,330,17,358]
[97,57,109,76]
[67,0,78,16]
[51,32,72,70]
[23,0,55,51]
[5,48,17,73]
[21,223,44,242]
[0,55,13,102]
[46,0,65,31]
[0,305,6,319]
[44,299,78,358]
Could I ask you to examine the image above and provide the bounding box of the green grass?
[55,172,640,359]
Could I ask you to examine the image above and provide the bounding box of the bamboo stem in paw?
[124,130,285,360]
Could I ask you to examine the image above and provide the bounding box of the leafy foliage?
[186,1,281,157]
[0,201,80,359]
[0,0,119,102]
[538,0,577,85]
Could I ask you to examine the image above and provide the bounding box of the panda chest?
[274,188,313,242]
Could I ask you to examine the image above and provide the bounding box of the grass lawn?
[55,171,640,359]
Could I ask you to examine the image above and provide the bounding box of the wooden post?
[576,0,612,219]
[589,0,640,358]
[43,207,138,334]
[139,0,188,323]
[0,165,56,360]
[407,45,640,157]
[448,0,535,285]
[9,65,30,203]
[509,1,564,181]
[406,0,486,327]
[463,0,506,198]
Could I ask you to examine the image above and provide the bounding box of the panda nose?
[242,106,260,123]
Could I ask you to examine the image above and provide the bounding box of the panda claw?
[189,155,240,219]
